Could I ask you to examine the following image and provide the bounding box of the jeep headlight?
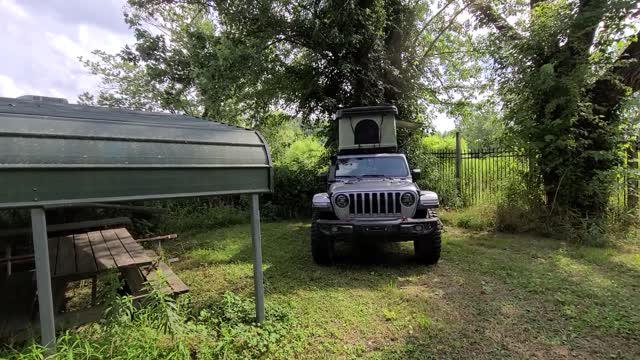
[400,192,416,207]
[419,191,439,208]
[334,194,349,208]
[312,193,331,209]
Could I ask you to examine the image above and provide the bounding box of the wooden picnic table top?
[49,228,152,280]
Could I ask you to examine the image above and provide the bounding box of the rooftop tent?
[335,105,398,153]
[0,96,271,349]
[334,105,423,154]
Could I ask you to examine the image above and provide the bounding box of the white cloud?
[0,0,133,102]
[0,74,31,96]
[2,0,29,19]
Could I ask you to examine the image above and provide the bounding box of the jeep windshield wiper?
[361,174,388,178]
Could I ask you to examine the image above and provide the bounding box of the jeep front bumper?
[316,217,439,239]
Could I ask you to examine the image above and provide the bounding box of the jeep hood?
[329,179,418,194]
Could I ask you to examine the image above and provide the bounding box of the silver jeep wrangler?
[311,152,441,265]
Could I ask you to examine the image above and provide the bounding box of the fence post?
[455,131,462,195]
[628,141,639,209]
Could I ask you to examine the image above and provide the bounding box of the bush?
[264,136,327,219]
[493,172,640,246]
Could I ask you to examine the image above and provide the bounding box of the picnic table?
[48,228,152,281]
[0,227,188,340]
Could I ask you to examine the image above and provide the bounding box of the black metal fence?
[427,144,638,208]
[427,148,529,206]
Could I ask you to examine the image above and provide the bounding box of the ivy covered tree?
[468,0,640,218]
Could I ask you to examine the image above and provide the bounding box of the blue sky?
[0,0,455,132]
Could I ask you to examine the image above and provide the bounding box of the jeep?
[310,105,441,265]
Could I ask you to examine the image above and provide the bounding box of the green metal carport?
[0,96,272,349]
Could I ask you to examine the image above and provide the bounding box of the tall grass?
[1,275,306,359]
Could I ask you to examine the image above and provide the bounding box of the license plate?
[364,226,387,232]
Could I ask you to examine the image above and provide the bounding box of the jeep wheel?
[414,228,441,265]
[311,212,335,265]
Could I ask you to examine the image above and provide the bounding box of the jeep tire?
[414,228,441,265]
[311,212,335,265]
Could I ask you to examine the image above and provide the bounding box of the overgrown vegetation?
[1,274,305,359]
[8,221,637,358]
[472,0,640,223]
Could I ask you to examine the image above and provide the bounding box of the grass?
[162,221,640,359]
[3,218,638,359]
[439,204,497,231]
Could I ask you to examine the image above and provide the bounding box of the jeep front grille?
[347,192,402,217]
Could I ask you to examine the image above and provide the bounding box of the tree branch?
[467,0,523,41]
[590,31,640,115]
[413,0,457,45]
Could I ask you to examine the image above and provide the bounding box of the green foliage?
[422,133,464,151]
[457,100,506,150]
[494,172,638,245]
[155,200,248,234]
[255,111,305,163]
[81,0,488,134]
[1,285,304,359]
[440,204,496,231]
[267,138,327,219]
[476,0,640,221]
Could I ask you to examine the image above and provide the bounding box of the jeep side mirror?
[411,169,421,181]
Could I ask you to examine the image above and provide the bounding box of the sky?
[0,0,455,132]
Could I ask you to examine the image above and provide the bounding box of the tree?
[82,1,487,131]
[468,0,640,217]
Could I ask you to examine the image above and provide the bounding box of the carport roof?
[0,97,273,208]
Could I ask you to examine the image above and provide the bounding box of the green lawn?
[164,222,640,359]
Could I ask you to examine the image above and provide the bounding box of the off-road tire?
[311,212,335,265]
[414,228,441,265]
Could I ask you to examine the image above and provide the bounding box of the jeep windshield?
[334,156,409,179]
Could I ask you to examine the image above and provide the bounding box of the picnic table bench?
[0,227,188,340]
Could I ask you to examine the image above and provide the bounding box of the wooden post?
[628,141,639,209]
[455,131,462,195]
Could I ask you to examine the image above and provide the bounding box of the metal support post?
[31,208,56,349]
[455,131,462,195]
[250,194,265,323]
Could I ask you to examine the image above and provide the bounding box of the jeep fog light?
[414,225,424,232]
[335,194,349,208]
[401,192,415,206]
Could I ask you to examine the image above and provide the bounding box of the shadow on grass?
[165,222,640,358]
[381,230,640,359]
[167,222,437,296]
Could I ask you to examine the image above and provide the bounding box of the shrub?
[264,136,327,219]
